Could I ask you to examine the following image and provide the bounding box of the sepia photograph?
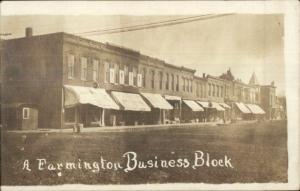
[0,1,299,190]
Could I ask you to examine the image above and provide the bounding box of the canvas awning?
[64,85,119,110]
[111,91,151,111]
[197,101,210,108]
[219,102,231,109]
[164,95,181,101]
[246,104,265,114]
[211,102,226,111]
[183,100,204,112]
[141,93,173,110]
[235,102,251,114]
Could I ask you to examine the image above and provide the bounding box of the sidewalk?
[4,120,258,134]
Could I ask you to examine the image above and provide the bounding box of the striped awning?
[111,91,151,111]
[141,93,173,110]
[64,85,119,110]
[219,102,231,109]
[164,95,181,101]
[183,100,204,112]
[246,104,265,114]
[235,102,251,114]
[211,102,225,111]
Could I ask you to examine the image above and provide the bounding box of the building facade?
[1,29,285,129]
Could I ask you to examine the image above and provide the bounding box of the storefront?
[164,95,182,123]
[141,93,173,124]
[219,102,231,122]
[64,85,120,128]
[246,103,265,120]
[110,91,151,125]
[234,102,252,120]
[182,100,204,123]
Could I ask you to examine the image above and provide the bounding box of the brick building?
[1,29,284,129]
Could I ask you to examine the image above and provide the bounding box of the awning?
[111,91,151,111]
[235,102,251,114]
[141,93,173,110]
[219,102,231,109]
[197,101,210,108]
[211,102,226,111]
[183,100,204,111]
[64,85,119,110]
[164,95,181,101]
[246,104,265,114]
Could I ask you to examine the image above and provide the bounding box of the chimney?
[25,27,33,37]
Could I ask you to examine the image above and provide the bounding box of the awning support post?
[102,109,105,126]
[162,109,165,124]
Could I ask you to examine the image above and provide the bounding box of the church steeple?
[249,72,259,85]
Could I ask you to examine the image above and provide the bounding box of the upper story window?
[151,70,155,89]
[92,59,99,81]
[80,57,88,81]
[159,72,163,90]
[200,84,203,98]
[208,83,211,96]
[67,54,75,79]
[190,79,193,92]
[217,85,220,97]
[166,73,169,90]
[196,83,199,97]
[186,79,189,92]
[133,66,138,86]
[23,107,30,119]
[114,63,119,84]
[171,74,174,91]
[176,75,179,91]
[212,84,215,97]
[142,68,146,87]
[182,77,185,91]
[124,65,129,85]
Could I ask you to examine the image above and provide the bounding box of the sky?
[1,14,285,95]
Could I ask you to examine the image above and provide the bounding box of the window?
[151,70,155,89]
[124,65,129,85]
[142,68,146,87]
[182,77,185,91]
[159,72,163,90]
[176,75,179,91]
[208,83,211,96]
[109,67,115,83]
[137,73,142,87]
[171,74,174,91]
[92,59,99,81]
[186,78,189,92]
[22,107,29,119]
[105,61,110,83]
[133,66,138,86]
[196,83,199,97]
[119,70,125,84]
[67,54,75,79]
[80,57,88,81]
[221,86,223,97]
[114,63,119,84]
[217,86,219,97]
[166,73,169,90]
[200,84,203,98]
[190,79,193,92]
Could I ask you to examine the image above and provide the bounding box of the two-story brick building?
[1,28,283,129]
